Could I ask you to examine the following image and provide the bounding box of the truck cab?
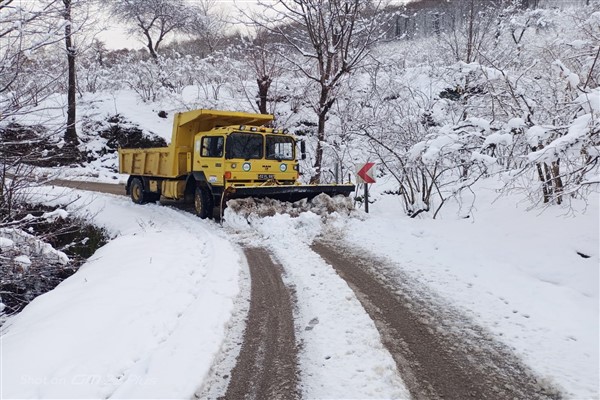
[193,126,300,189]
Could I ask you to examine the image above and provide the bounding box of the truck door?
[195,135,224,185]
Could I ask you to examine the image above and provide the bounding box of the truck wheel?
[130,178,146,204]
[194,188,212,219]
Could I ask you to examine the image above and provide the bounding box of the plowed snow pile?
[226,193,356,220]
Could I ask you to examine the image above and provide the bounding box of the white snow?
[529,114,591,163]
[508,117,526,130]
[483,131,513,147]
[341,186,599,400]
[13,255,32,267]
[568,39,588,49]
[576,88,600,114]
[225,209,409,399]
[1,191,243,399]
[471,151,497,166]
[2,170,598,400]
[0,237,14,248]
[0,227,70,266]
[526,125,550,147]
[468,117,491,131]
[42,208,69,222]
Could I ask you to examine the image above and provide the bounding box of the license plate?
[258,174,274,180]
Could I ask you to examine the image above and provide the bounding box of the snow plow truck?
[118,109,355,218]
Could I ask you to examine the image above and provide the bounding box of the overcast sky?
[97,0,410,50]
[97,1,258,50]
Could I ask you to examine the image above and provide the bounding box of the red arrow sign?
[357,162,376,184]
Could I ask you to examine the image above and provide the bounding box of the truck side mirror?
[300,140,306,160]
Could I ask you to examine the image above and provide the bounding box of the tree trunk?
[311,86,335,184]
[312,112,326,184]
[143,29,158,59]
[256,76,271,115]
[536,163,550,203]
[64,0,78,152]
[551,160,563,204]
[466,0,475,63]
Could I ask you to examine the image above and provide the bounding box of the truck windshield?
[226,132,263,160]
[266,135,294,160]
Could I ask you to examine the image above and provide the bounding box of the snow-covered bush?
[345,4,600,216]
[0,207,109,323]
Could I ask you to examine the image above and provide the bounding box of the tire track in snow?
[231,211,410,399]
[312,240,562,400]
[219,247,300,400]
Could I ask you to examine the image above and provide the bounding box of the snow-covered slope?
[1,191,244,399]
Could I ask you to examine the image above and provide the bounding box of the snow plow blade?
[224,184,355,203]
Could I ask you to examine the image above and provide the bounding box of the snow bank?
[1,191,243,399]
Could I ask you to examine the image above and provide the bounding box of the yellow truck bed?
[119,147,191,178]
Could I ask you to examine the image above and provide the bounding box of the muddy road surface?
[312,240,561,400]
[49,179,126,196]
[219,247,299,400]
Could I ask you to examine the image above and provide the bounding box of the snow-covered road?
[1,190,410,399]
[1,186,598,399]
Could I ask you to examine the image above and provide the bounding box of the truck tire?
[194,187,212,219]
[130,177,147,204]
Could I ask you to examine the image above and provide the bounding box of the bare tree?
[249,0,386,183]
[441,0,502,63]
[248,30,286,115]
[111,0,191,59]
[56,0,97,153]
[0,0,67,122]
[185,0,226,57]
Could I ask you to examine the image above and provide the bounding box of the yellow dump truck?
[118,109,354,218]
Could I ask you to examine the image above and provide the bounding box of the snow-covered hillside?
[1,2,599,399]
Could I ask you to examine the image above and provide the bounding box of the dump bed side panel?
[119,148,178,177]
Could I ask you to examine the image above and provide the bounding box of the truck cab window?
[266,135,294,160]
[201,136,224,157]
[226,132,263,160]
